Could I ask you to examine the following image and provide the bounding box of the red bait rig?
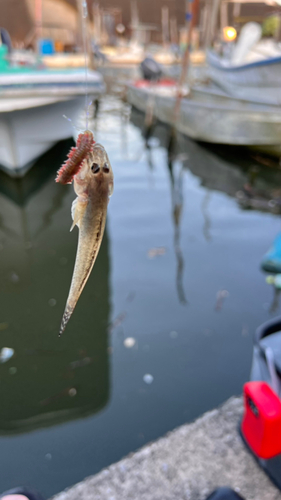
[56,129,95,185]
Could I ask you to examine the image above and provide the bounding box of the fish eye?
[91,163,100,174]
[103,163,110,173]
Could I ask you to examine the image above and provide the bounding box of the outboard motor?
[0,28,12,53]
[240,316,281,490]
[140,56,162,81]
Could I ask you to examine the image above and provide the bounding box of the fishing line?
[63,114,83,134]
[86,99,93,123]
[61,1,90,133]
[81,0,89,129]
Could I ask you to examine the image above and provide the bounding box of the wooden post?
[130,0,139,42]
[161,6,169,46]
[93,2,101,44]
[76,0,83,50]
[209,0,222,46]
[172,0,193,125]
[233,2,241,20]
[170,17,178,45]
[220,1,228,30]
[35,0,43,51]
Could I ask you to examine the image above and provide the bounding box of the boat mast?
[161,6,169,46]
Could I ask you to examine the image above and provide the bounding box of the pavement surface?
[52,397,281,500]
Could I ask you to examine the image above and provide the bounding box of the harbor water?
[1,96,281,497]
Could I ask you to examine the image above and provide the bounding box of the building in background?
[0,0,279,50]
[0,0,80,50]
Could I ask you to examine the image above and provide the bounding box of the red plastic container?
[242,381,281,459]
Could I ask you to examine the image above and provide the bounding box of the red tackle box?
[241,381,281,459]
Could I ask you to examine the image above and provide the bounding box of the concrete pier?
[52,397,280,500]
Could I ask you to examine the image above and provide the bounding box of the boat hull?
[126,83,281,153]
[0,68,106,177]
[0,96,85,177]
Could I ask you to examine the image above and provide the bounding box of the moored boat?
[207,48,281,106]
[126,79,281,156]
[0,45,105,177]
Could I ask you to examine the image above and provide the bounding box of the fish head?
[88,143,114,197]
[74,143,114,198]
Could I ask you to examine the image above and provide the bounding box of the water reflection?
[0,141,110,435]
[166,151,188,305]
[269,287,281,313]
[130,106,281,214]
[2,97,281,496]
[201,191,212,242]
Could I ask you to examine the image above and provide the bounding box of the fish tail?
[59,304,74,337]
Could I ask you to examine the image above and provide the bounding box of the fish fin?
[59,304,73,336]
[70,197,88,231]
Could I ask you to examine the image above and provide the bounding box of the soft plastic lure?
[56,130,95,185]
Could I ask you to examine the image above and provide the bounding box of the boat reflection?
[130,106,281,311]
[130,106,281,214]
[0,140,110,435]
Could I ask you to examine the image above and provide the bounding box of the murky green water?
[1,96,281,497]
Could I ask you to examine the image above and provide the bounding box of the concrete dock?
[52,397,280,500]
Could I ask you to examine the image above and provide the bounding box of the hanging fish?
[56,131,114,336]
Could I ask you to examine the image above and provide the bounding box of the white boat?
[207,23,281,106]
[0,68,105,177]
[126,80,281,156]
[207,49,281,106]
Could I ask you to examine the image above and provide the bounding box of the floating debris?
[108,311,127,332]
[241,324,249,337]
[0,322,8,332]
[70,357,92,369]
[215,289,229,311]
[10,272,19,283]
[40,387,77,406]
[143,373,154,384]
[48,298,57,307]
[169,330,178,339]
[9,367,17,375]
[123,337,136,348]
[45,453,52,460]
[147,247,166,259]
[236,185,281,214]
[126,291,136,302]
[0,347,14,363]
